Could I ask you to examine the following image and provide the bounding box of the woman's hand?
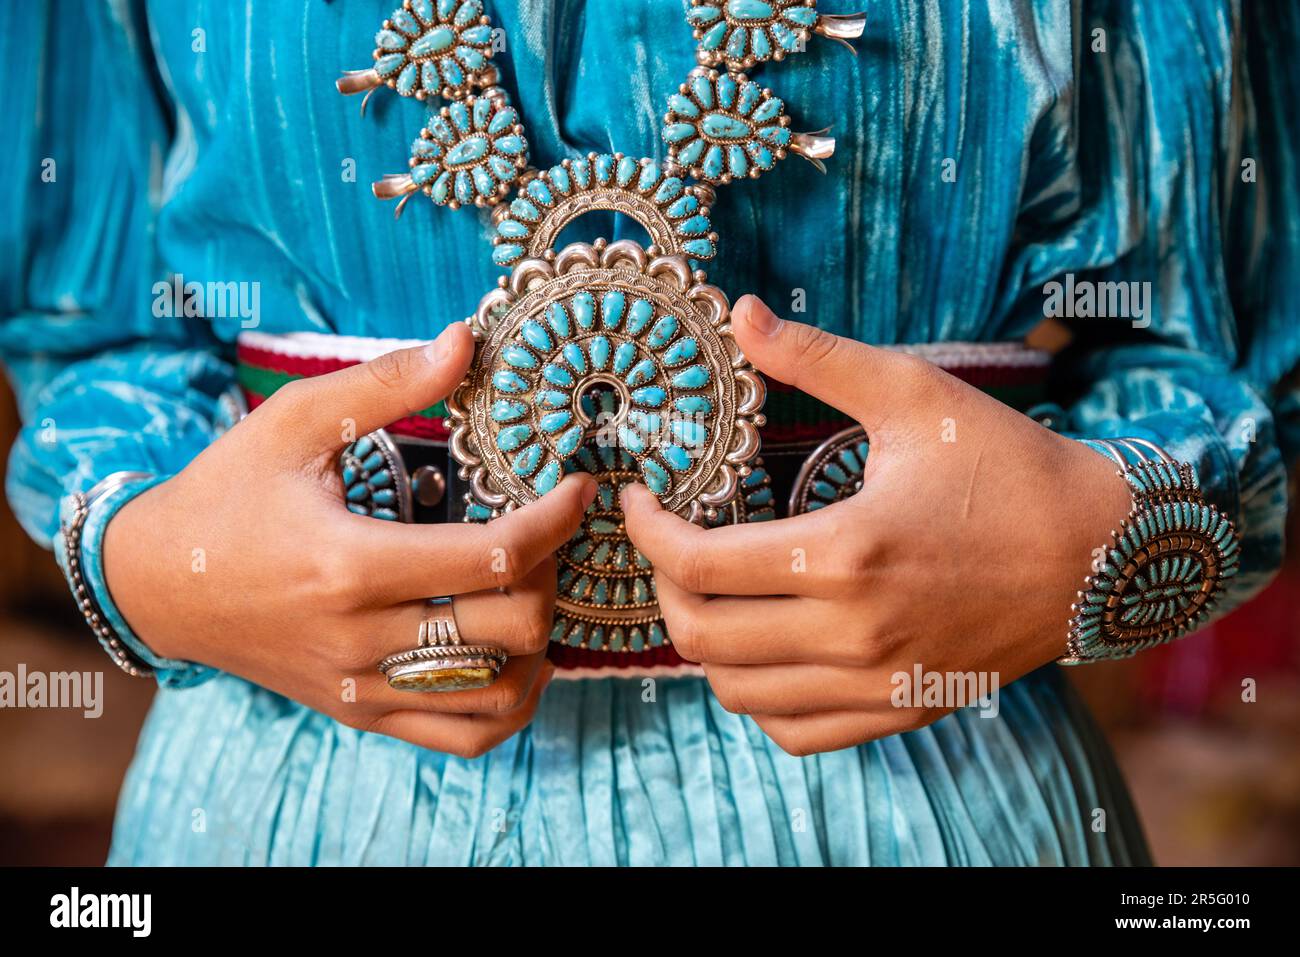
[104,324,595,758]
[621,296,1133,756]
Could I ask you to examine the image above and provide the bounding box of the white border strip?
[239,330,427,363]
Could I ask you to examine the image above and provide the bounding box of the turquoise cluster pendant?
[342,0,863,655]
[338,0,499,105]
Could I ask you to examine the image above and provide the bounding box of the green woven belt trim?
[237,364,447,419]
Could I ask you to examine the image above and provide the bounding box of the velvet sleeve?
[0,1,230,686]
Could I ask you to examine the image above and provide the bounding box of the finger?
[620,483,849,597]
[371,649,548,715]
[703,662,890,715]
[344,473,596,601]
[656,575,856,665]
[368,662,555,758]
[451,555,556,656]
[749,709,919,757]
[273,323,476,451]
[731,295,931,432]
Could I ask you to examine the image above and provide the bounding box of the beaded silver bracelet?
[59,472,157,678]
[1061,439,1240,664]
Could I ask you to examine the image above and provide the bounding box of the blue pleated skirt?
[107,667,1148,865]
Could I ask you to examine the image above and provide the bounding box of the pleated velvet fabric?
[109,668,1146,865]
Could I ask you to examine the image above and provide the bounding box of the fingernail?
[740,295,781,336]
[579,477,598,509]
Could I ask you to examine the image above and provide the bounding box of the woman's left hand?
[621,295,1133,756]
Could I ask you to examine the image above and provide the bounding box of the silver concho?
[788,426,869,514]
[448,234,767,655]
[448,239,765,524]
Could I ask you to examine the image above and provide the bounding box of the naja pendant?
[447,162,767,656]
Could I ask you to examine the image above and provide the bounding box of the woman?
[2,0,1295,865]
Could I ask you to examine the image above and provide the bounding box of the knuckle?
[712,684,748,716]
[663,612,701,662]
[821,533,875,593]
[309,549,369,608]
[346,709,384,735]
[517,614,551,654]
[673,543,714,594]
[322,628,375,672]
[485,681,528,715]
[452,731,501,760]
[265,378,315,420]
[893,353,948,400]
[772,727,818,758]
[788,322,843,371]
[845,625,879,667]
[365,348,417,392]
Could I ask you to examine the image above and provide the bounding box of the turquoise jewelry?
[687,1,866,69]
[789,426,869,513]
[59,472,158,678]
[378,599,507,691]
[341,431,412,522]
[337,0,500,107]
[341,0,862,655]
[1063,438,1241,663]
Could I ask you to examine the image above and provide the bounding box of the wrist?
[95,477,215,687]
[1030,438,1135,664]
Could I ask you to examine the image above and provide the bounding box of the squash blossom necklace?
[339,0,866,659]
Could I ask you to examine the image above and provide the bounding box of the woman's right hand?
[103,324,595,758]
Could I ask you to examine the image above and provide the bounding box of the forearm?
[5,346,237,686]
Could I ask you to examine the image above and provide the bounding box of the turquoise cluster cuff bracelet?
[1062,439,1241,664]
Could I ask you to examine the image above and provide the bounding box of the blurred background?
[1,375,1298,865]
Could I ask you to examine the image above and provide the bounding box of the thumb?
[281,322,476,450]
[731,295,917,430]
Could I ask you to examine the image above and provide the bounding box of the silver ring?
[378,599,507,693]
